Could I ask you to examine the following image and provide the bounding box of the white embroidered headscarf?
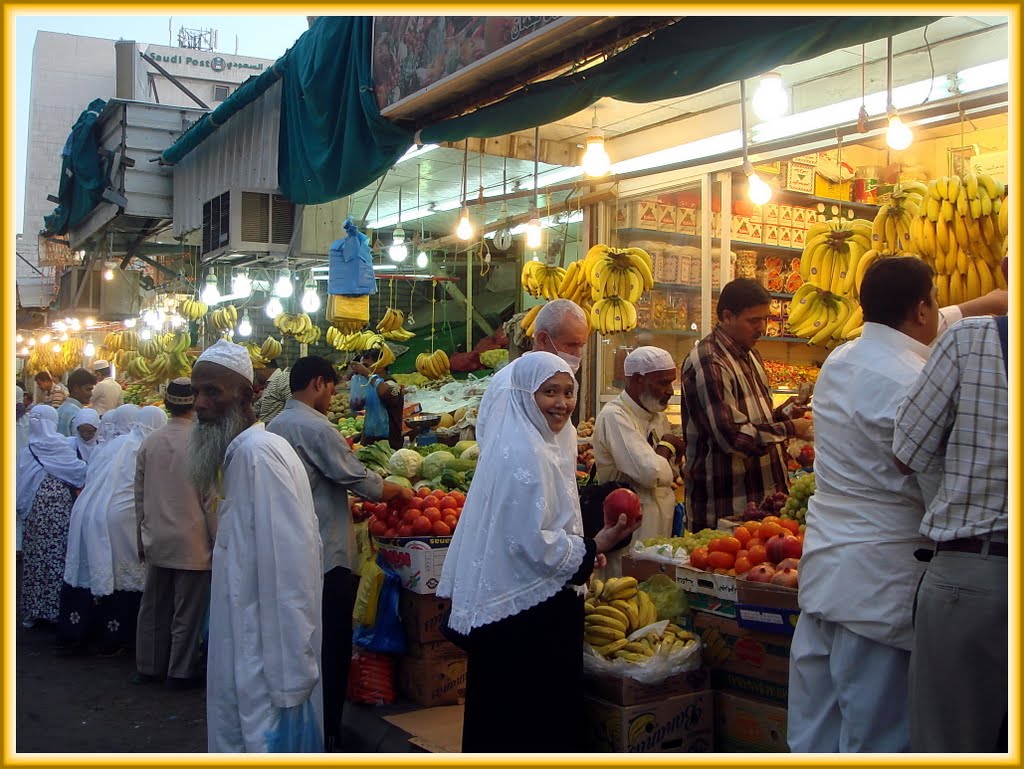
[66,407,101,463]
[16,405,88,518]
[436,352,586,634]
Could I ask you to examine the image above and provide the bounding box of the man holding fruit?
[267,355,412,751]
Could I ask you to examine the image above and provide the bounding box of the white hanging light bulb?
[84,341,96,357]
[744,161,774,205]
[525,215,543,249]
[123,317,137,328]
[232,269,253,298]
[581,108,611,177]
[886,106,912,151]
[201,273,221,304]
[60,332,69,342]
[752,72,788,121]
[169,314,185,329]
[456,206,473,241]
[41,333,51,344]
[143,309,159,327]
[388,227,408,262]
[28,337,37,347]
[265,296,284,319]
[103,264,114,281]
[301,279,321,313]
[70,318,81,331]
[140,327,153,341]
[16,333,23,343]
[237,310,253,337]
[85,317,96,328]
[273,271,294,298]
[21,346,29,356]
[416,250,429,269]
[51,343,62,353]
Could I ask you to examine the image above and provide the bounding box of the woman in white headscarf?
[436,353,639,752]
[66,407,101,462]
[17,405,88,627]
[59,405,168,655]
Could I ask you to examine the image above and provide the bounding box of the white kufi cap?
[624,346,676,376]
[196,338,254,383]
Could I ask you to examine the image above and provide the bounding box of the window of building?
[213,84,230,102]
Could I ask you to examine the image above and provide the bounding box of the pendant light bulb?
[265,296,284,319]
[41,333,52,344]
[28,337,37,347]
[581,110,611,177]
[52,343,62,353]
[16,334,23,343]
[886,107,912,151]
[456,207,473,241]
[103,266,114,281]
[84,341,96,357]
[743,161,773,205]
[301,280,321,313]
[752,72,788,121]
[201,273,221,304]
[388,227,409,262]
[123,317,137,328]
[237,311,253,337]
[273,271,294,299]
[525,217,543,249]
[140,327,152,341]
[416,250,429,269]
[21,346,30,356]
[231,269,253,298]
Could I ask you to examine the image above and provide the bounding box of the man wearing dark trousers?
[267,356,412,750]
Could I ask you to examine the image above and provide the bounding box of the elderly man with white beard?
[592,346,684,545]
[186,339,325,753]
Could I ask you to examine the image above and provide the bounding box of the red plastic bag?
[346,647,396,705]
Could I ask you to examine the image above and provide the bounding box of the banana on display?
[376,307,416,341]
[519,304,543,338]
[180,298,209,322]
[799,218,872,296]
[415,349,450,380]
[522,260,568,301]
[210,305,239,334]
[273,312,318,341]
[786,285,862,345]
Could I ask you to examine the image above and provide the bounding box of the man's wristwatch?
[656,440,677,459]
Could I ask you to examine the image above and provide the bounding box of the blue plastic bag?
[328,218,377,296]
[264,699,324,753]
[351,556,406,655]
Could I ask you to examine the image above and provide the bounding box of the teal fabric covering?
[276,17,414,205]
[43,98,109,236]
[159,61,286,165]
[419,16,940,143]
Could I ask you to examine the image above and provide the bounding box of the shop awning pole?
[466,246,474,352]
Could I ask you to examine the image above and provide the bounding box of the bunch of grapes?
[642,528,731,557]
[781,472,816,523]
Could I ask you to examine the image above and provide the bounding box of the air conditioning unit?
[55,267,142,320]
[201,189,296,259]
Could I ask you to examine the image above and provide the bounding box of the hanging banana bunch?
[376,307,416,341]
[180,297,209,321]
[800,218,873,298]
[209,305,239,335]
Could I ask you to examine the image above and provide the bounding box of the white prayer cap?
[196,339,254,383]
[624,346,676,376]
[92,359,110,371]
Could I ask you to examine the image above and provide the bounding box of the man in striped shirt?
[681,279,813,530]
[33,370,68,409]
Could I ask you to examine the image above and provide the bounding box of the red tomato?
[403,509,421,524]
[405,497,423,512]
[423,507,442,523]
[450,491,466,504]
[442,514,459,529]
[417,488,431,499]
[747,545,767,565]
[384,527,397,537]
[369,518,387,538]
[439,496,458,511]
[707,551,735,570]
[422,495,441,509]
[689,546,710,570]
[431,520,452,536]
[733,556,753,574]
[411,516,432,535]
[397,524,414,537]
[375,502,389,515]
[717,536,742,555]
[734,527,752,546]
[780,518,801,534]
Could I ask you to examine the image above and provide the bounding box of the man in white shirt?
[89,359,123,416]
[592,346,683,543]
[788,257,1008,752]
[187,340,324,753]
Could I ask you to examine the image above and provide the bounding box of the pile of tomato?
[688,516,804,576]
[366,486,466,539]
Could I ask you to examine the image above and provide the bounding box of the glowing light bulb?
[103,267,114,281]
[201,274,221,304]
[231,269,253,298]
[54,321,66,333]
[85,317,96,328]
[140,328,152,341]
[582,113,611,177]
[41,333,51,344]
[84,341,96,357]
[388,227,409,262]
[273,272,294,298]
[123,317,137,328]
[886,111,912,151]
[265,297,284,319]
[752,72,788,121]
[70,318,81,332]
[237,312,253,337]
[21,346,29,356]
[28,338,37,347]
[60,333,69,342]
[16,334,23,343]
[169,314,184,328]
[743,162,773,205]
[525,218,543,249]
[455,207,473,241]
[416,250,429,269]
[52,343,62,353]
[143,310,159,327]
[301,281,321,313]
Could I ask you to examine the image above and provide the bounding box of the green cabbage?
[387,448,423,479]
[384,475,412,489]
[420,450,456,480]
[459,445,480,461]
[452,440,477,456]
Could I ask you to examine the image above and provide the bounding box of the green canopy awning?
[43,98,110,236]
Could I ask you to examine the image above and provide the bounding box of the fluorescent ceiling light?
[612,131,743,175]
[372,264,398,271]
[484,210,584,239]
[397,143,440,163]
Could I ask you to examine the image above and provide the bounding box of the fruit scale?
[405,413,441,447]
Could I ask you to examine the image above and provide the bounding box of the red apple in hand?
[603,488,642,527]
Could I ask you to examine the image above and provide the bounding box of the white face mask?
[551,342,582,373]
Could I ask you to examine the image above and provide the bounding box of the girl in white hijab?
[17,405,88,627]
[59,405,168,654]
[66,407,101,463]
[436,352,638,752]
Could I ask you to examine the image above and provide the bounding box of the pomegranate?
[766,533,802,564]
[603,488,642,527]
[776,557,801,571]
[770,567,799,589]
[745,563,776,583]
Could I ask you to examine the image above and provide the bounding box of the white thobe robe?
[206,423,325,753]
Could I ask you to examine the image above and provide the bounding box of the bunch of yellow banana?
[800,218,873,296]
[555,259,591,307]
[519,304,544,338]
[61,338,86,370]
[583,244,654,302]
[179,297,209,321]
[584,577,698,661]
[590,296,638,334]
[327,327,383,352]
[370,343,396,373]
[911,173,1008,306]
[138,338,162,360]
[870,181,927,253]
[273,312,313,338]
[415,349,450,380]
[522,260,567,300]
[103,330,139,352]
[140,350,192,385]
[700,626,730,667]
[111,348,138,372]
[786,286,862,345]
[243,342,270,368]
[161,331,192,355]
[332,319,368,334]
[377,307,415,341]
[260,336,283,361]
[847,247,898,300]
[125,357,152,380]
[209,305,238,333]
[294,325,321,346]
[25,346,69,378]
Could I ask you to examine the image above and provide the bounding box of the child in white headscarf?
[17,405,88,627]
[436,352,638,752]
[67,408,101,463]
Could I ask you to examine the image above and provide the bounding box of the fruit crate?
[734,577,800,636]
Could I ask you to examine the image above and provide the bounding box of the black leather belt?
[936,538,1008,557]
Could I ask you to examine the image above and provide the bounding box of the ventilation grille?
[271,194,295,245]
[201,191,230,255]
[240,191,270,242]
